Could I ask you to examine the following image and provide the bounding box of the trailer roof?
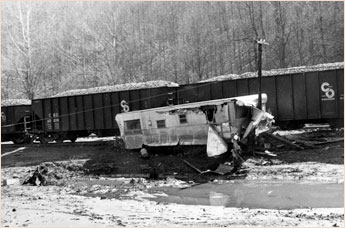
[116,94,266,117]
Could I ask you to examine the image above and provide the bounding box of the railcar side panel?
[150,87,174,108]
[76,96,85,130]
[119,91,130,111]
[51,98,60,131]
[261,77,278,117]
[211,81,223,99]
[68,96,78,130]
[198,83,211,101]
[305,72,321,119]
[177,85,199,104]
[337,69,344,118]
[7,107,15,132]
[222,80,237,98]
[110,92,121,128]
[130,90,141,111]
[292,73,308,120]
[1,107,13,133]
[236,79,249,96]
[84,95,94,130]
[1,105,32,142]
[103,93,113,129]
[10,107,18,131]
[94,94,104,129]
[276,75,294,120]
[1,107,8,133]
[140,89,151,109]
[60,97,69,131]
[248,78,259,95]
[43,99,52,131]
[32,100,43,131]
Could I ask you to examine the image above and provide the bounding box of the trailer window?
[124,119,142,134]
[157,120,166,128]
[179,114,187,124]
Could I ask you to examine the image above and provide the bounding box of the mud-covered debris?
[268,128,344,148]
[1,99,31,107]
[51,80,179,98]
[23,161,87,186]
[84,162,118,175]
[23,166,47,186]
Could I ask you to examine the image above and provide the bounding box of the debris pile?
[52,80,179,98]
[200,62,344,82]
[1,99,31,107]
[271,127,344,148]
[23,161,87,186]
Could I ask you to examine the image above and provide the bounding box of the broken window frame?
[124,119,142,134]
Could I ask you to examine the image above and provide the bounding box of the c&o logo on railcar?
[120,100,130,112]
[321,82,335,101]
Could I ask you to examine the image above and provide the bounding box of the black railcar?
[1,104,33,144]
[31,86,177,143]
[178,68,344,128]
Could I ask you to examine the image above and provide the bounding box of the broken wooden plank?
[254,150,277,157]
[314,138,344,145]
[182,160,225,176]
[262,132,304,150]
[183,160,202,174]
[294,140,317,148]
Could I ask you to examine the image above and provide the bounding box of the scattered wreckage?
[115,94,274,160]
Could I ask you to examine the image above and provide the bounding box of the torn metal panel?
[206,125,228,157]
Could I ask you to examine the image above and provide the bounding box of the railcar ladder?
[24,116,31,132]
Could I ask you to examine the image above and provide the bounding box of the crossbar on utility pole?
[256,39,269,110]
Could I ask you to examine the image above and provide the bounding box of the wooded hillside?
[2,1,344,100]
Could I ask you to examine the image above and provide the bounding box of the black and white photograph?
[1,1,344,227]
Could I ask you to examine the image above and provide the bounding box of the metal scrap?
[262,132,304,150]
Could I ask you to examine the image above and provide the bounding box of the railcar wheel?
[55,137,64,144]
[39,135,49,144]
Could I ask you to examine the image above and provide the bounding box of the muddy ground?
[1,128,344,227]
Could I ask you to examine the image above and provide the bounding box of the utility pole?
[256,39,269,110]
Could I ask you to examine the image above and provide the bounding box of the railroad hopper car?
[31,85,178,143]
[1,100,33,144]
[178,67,344,128]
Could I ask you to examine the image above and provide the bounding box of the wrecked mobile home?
[115,94,274,157]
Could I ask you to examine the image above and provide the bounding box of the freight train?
[1,63,343,144]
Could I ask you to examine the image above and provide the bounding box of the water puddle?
[149,181,344,210]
